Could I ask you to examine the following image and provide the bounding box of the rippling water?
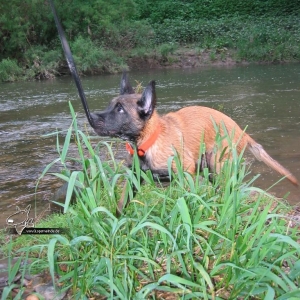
[1,64,300,228]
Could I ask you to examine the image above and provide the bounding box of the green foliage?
[135,0,300,23]
[53,0,137,39]
[0,0,54,59]
[157,42,178,60]
[71,36,102,72]
[152,16,300,62]
[70,36,126,73]
[234,17,300,61]
[153,16,300,46]
[100,20,155,50]
[2,106,299,299]
[0,239,27,299]
[0,0,300,81]
[0,59,23,82]
[0,0,137,60]
[23,45,62,80]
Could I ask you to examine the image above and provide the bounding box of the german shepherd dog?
[91,73,298,213]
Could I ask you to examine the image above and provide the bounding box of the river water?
[1,64,300,228]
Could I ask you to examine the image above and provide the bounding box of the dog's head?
[91,73,157,141]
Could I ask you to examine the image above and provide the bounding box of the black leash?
[48,0,95,128]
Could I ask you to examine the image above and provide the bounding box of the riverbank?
[50,46,247,78]
[1,44,295,82]
[1,15,300,82]
[126,46,248,71]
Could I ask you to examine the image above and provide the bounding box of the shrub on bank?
[0,59,23,82]
[70,36,128,74]
[1,15,300,82]
[153,16,300,61]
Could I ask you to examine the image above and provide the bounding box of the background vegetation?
[0,0,300,81]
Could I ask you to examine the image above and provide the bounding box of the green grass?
[1,103,299,299]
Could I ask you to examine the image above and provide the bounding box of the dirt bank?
[126,47,249,71]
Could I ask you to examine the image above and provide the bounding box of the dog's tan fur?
[135,105,298,185]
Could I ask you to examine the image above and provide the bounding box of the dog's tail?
[247,137,298,186]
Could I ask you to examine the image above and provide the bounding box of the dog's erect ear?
[120,71,135,95]
[137,80,156,118]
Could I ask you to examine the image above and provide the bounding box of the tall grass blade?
[47,238,58,287]
[158,273,202,289]
[131,222,177,250]
[64,170,80,213]
[61,124,73,164]
[177,197,192,227]
[1,284,19,300]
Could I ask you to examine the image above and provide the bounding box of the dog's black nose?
[90,112,103,123]
[90,112,106,135]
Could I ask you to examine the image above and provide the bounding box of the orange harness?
[126,125,162,157]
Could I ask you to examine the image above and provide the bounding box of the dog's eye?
[116,103,124,113]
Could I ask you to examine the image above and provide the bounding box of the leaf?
[47,238,58,285]
[130,222,177,249]
[70,236,95,246]
[61,124,73,164]
[158,274,202,289]
[177,197,192,227]
[64,171,80,213]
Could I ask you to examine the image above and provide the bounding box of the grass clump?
[1,104,299,299]
[0,59,23,82]
[157,43,179,62]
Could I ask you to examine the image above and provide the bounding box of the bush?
[134,0,300,23]
[0,59,23,82]
[100,21,155,50]
[71,36,127,73]
[150,16,300,61]
[1,1,300,80]
[23,46,62,80]
[157,42,178,59]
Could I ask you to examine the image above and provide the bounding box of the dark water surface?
[1,64,300,228]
